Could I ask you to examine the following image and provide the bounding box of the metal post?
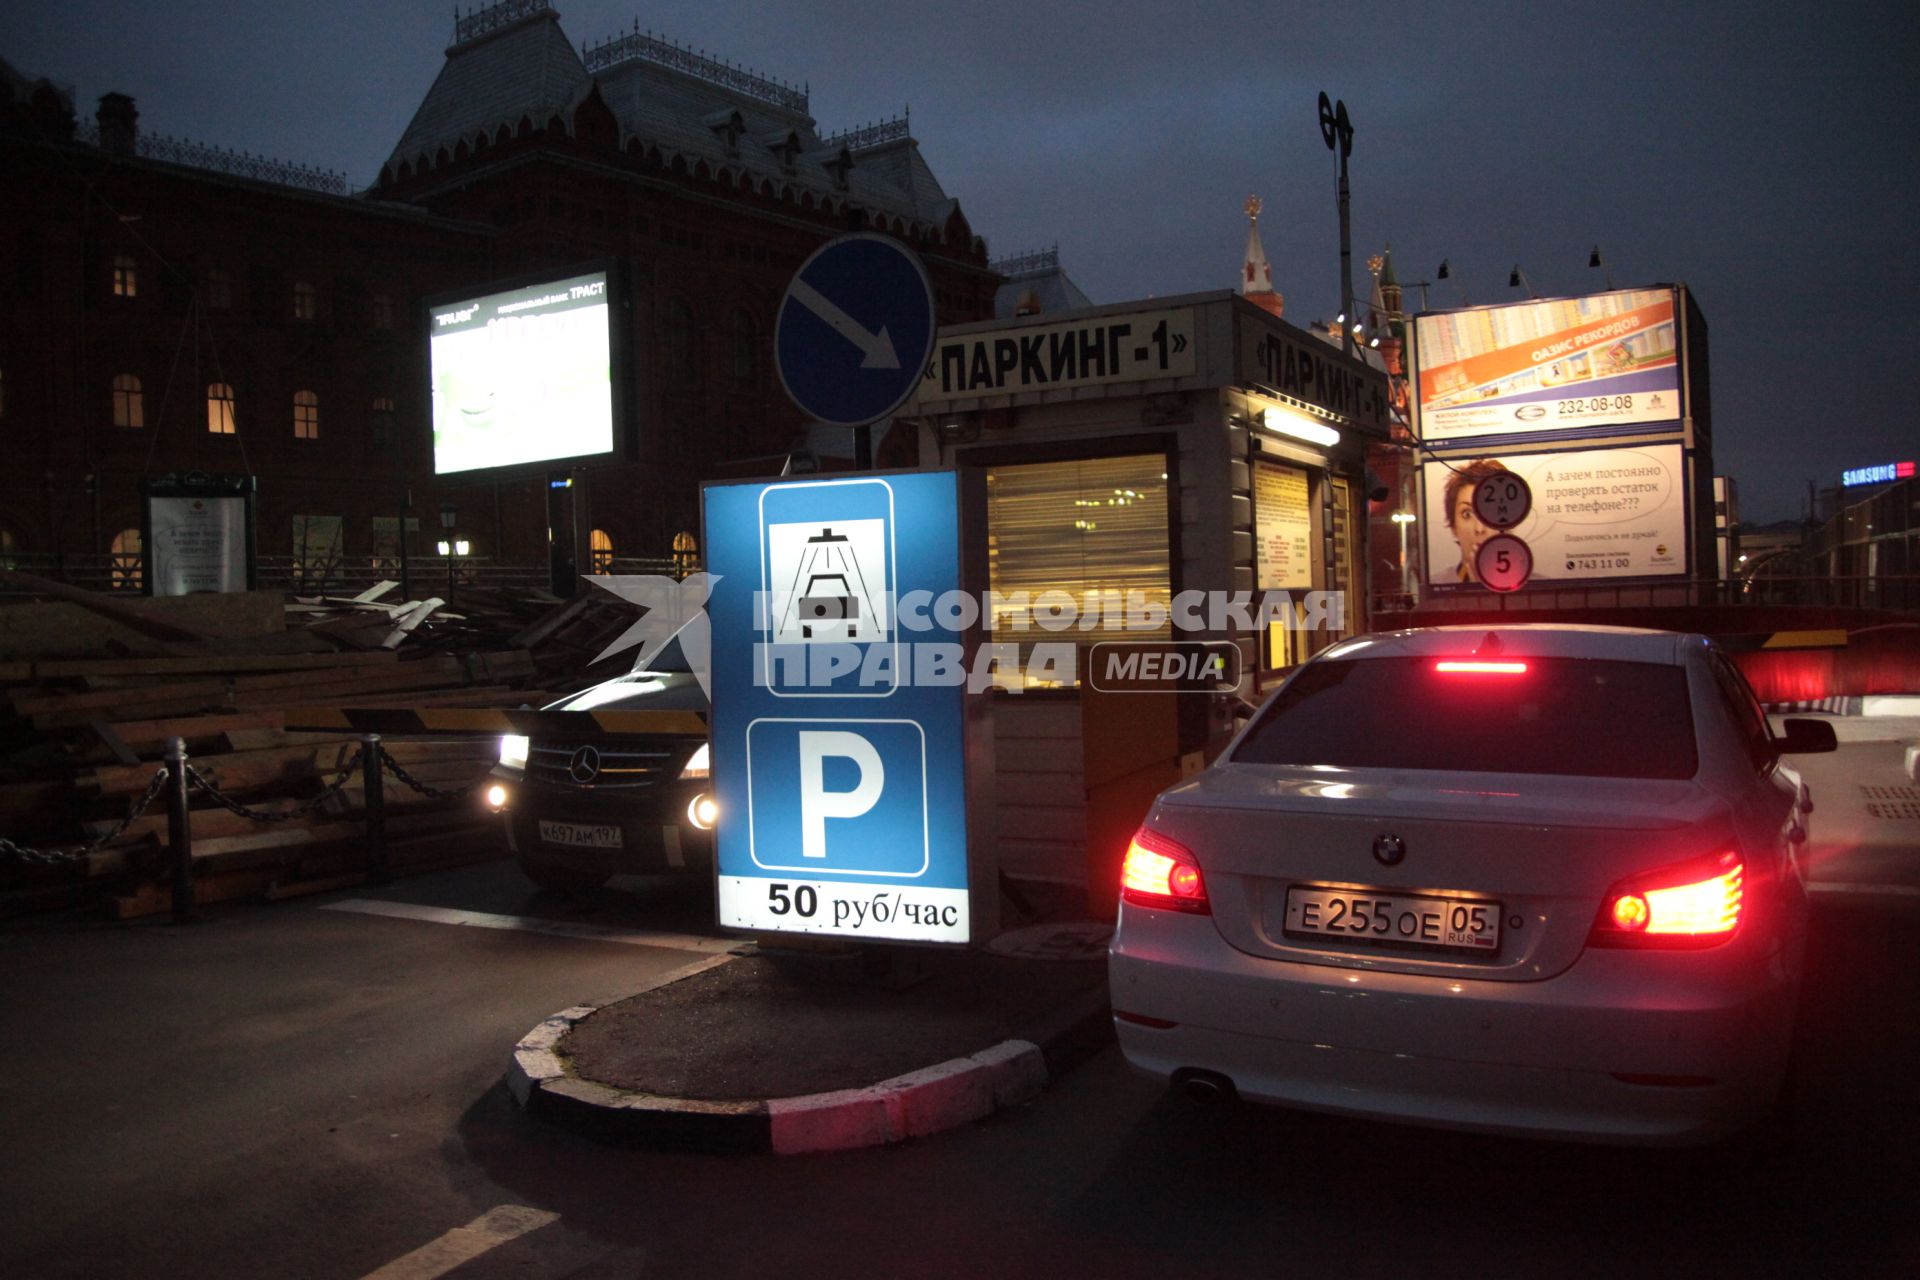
[166,737,193,923]
[853,423,873,470]
[362,734,386,885]
[1338,159,1353,358]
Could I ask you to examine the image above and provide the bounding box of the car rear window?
[1232,656,1697,779]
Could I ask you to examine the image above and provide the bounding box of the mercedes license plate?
[1283,886,1501,952]
[537,820,622,850]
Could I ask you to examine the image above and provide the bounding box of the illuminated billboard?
[1422,443,1688,588]
[1842,461,1915,487]
[427,267,620,476]
[1413,288,1680,443]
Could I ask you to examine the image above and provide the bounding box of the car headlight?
[498,734,529,770]
[678,742,710,779]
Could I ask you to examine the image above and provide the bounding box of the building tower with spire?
[1239,195,1285,319]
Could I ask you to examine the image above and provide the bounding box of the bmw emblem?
[1372,834,1406,866]
[567,745,602,784]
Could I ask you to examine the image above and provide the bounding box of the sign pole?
[853,423,873,471]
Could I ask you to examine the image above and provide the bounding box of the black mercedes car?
[486,641,713,893]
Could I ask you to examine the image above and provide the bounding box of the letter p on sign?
[798,730,884,858]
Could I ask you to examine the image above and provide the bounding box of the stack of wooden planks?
[0,647,553,918]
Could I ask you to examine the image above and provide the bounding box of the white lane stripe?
[360,1205,558,1280]
[1809,882,1920,898]
[321,899,738,952]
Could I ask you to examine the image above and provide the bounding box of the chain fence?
[2,735,494,919]
[185,750,365,824]
[0,767,173,866]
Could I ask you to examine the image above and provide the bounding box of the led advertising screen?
[1413,288,1680,443]
[1422,443,1689,589]
[428,268,616,476]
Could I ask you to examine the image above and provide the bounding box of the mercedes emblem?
[567,745,602,784]
[1372,834,1406,866]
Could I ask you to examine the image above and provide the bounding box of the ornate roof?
[383,3,963,235]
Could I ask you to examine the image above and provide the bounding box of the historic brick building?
[0,0,997,587]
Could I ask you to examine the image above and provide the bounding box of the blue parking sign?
[704,471,977,944]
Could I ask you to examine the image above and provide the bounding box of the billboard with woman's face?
[1422,444,1687,588]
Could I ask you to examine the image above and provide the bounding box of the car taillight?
[1591,850,1744,948]
[1120,827,1210,914]
[1434,660,1528,675]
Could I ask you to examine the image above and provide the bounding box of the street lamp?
[1390,511,1417,599]
[437,501,460,599]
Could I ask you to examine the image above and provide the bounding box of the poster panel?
[149,495,248,595]
[1414,288,1679,442]
[1423,444,1687,588]
[1252,461,1312,591]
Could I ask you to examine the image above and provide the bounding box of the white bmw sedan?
[1108,625,1835,1145]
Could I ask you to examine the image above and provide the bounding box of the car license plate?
[537,820,623,850]
[1283,886,1501,952]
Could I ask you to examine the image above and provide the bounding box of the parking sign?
[704,471,979,944]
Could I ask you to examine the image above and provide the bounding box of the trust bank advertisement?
[1413,288,1680,442]
[1422,444,1687,588]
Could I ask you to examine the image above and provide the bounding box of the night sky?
[4,1,1915,524]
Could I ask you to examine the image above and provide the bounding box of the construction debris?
[0,578,662,917]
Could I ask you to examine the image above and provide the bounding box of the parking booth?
[901,291,1393,913]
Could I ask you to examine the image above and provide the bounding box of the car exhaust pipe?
[1173,1068,1237,1105]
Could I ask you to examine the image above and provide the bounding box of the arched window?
[207,382,236,434]
[663,296,695,381]
[112,254,137,298]
[292,280,316,321]
[109,528,143,591]
[590,528,614,572]
[111,374,144,428]
[671,530,699,576]
[293,389,319,439]
[726,308,757,386]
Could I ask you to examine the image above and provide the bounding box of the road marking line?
[1809,882,1920,898]
[321,899,738,952]
[360,1205,558,1280]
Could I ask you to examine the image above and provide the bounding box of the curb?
[507,976,1112,1156]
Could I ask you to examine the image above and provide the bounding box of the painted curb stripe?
[358,1205,558,1280]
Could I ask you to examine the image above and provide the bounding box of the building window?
[726,308,757,386]
[985,454,1172,652]
[292,280,316,321]
[206,268,232,310]
[112,254,137,298]
[590,528,614,572]
[109,528,143,591]
[111,373,145,428]
[293,389,319,439]
[0,527,17,571]
[664,296,695,381]
[207,382,237,434]
[0,368,6,418]
[372,293,394,330]
[371,396,395,450]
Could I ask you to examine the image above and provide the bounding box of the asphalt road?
[2,737,1918,1280]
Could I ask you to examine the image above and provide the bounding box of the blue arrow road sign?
[775,234,936,427]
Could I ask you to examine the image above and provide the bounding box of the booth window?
[986,454,1172,651]
[112,254,137,298]
[590,528,614,572]
[111,374,144,428]
[207,383,237,434]
[293,389,319,440]
[109,528,142,591]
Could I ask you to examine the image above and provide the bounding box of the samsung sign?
[1842,461,1916,487]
